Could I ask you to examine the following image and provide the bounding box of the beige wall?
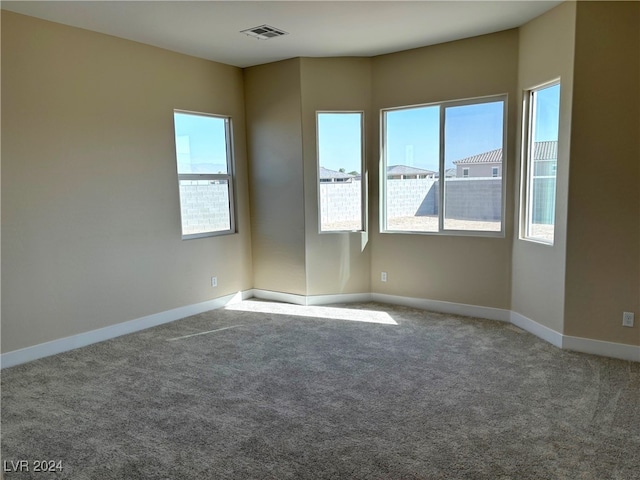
[564,1,640,345]
[244,59,307,295]
[370,30,519,308]
[511,1,576,333]
[300,57,372,296]
[3,4,638,357]
[1,12,253,352]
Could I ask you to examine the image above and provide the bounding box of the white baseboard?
[372,293,511,323]
[562,335,640,362]
[251,289,373,306]
[250,289,309,305]
[306,292,373,306]
[3,289,637,367]
[0,291,250,369]
[510,311,563,348]
[509,311,639,362]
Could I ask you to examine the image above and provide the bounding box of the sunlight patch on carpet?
[225,301,398,325]
[167,325,245,341]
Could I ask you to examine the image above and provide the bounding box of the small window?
[521,82,560,244]
[492,167,499,178]
[173,110,235,239]
[317,112,365,232]
[381,96,505,235]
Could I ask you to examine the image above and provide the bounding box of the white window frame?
[492,167,499,178]
[380,94,507,237]
[463,168,470,178]
[174,109,236,240]
[316,111,366,233]
[519,80,560,245]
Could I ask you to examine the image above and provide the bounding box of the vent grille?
[240,25,289,40]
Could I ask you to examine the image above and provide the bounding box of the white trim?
[306,292,373,306]
[0,291,250,369]
[3,289,637,367]
[251,289,309,306]
[372,293,510,322]
[562,335,640,362]
[509,311,563,348]
[251,289,373,307]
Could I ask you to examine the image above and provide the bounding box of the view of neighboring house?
[531,140,558,176]
[319,167,356,183]
[453,140,558,178]
[386,165,436,179]
[453,148,503,178]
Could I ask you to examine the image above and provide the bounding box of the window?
[317,112,365,232]
[381,96,506,234]
[173,110,235,239]
[521,82,560,244]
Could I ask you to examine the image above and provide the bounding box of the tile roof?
[319,167,355,180]
[453,140,558,165]
[387,165,436,176]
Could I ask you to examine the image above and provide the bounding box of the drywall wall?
[370,30,519,308]
[1,12,253,353]
[564,1,640,346]
[511,1,576,333]
[300,57,372,296]
[244,59,307,295]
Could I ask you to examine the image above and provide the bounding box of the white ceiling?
[2,1,562,68]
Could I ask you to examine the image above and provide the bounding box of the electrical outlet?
[622,312,634,327]
[381,272,387,282]
[211,276,218,287]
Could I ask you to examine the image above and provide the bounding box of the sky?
[317,113,363,173]
[174,112,228,174]
[174,89,560,175]
[533,83,561,143]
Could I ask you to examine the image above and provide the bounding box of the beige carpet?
[2,300,639,479]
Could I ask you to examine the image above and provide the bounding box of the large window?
[317,112,365,232]
[173,110,235,239]
[521,82,560,244]
[381,96,506,234]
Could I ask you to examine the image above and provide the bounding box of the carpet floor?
[1,300,639,480]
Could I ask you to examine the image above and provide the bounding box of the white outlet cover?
[622,312,634,327]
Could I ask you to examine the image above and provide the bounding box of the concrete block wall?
[443,178,502,221]
[386,178,439,218]
[320,181,363,223]
[179,180,231,234]
[320,178,503,224]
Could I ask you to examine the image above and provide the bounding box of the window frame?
[380,94,507,237]
[316,110,366,234]
[173,109,236,240]
[519,80,560,246]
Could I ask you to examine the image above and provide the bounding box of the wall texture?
[3,4,638,357]
[1,12,253,352]
[244,59,307,295]
[370,30,519,308]
[564,1,640,346]
[511,1,576,333]
[300,57,372,296]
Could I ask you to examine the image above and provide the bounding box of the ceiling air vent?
[240,25,289,40]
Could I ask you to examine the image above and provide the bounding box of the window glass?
[523,83,560,244]
[383,106,439,232]
[317,112,364,232]
[381,96,505,235]
[173,111,235,238]
[444,101,504,232]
